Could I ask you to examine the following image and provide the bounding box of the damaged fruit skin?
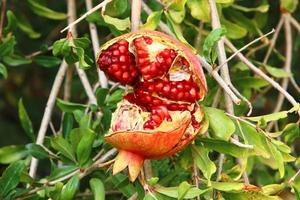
[97,30,208,182]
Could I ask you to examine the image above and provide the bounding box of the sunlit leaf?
[90,178,105,200]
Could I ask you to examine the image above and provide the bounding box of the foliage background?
[0,0,300,199]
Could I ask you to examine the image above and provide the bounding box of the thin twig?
[288,169,300,184]
[0,0,7,40]
[212,88,221,108]
[193,160,200,200]
[85,0,108,88]
[208,0,249,184]
[131,0,142,31]
[228,84,253,116]
[25,46,53,59]
[289,14,300,35]
[48,169,80,185]
[290,76,300,94]
[230,138,253,149]
[263,16,284,64]
[29,61,68,178]
[267,14,292,131]
[216,154,225,181]
[214,29,275,72]
[224,38,299,110]
[61,0,112,33]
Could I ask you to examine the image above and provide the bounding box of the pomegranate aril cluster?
[98,39,138,85]
[98,36,202,130]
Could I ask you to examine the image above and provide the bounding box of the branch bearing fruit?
[97,30,208,181]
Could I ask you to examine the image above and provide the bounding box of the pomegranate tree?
[97,30,208,181]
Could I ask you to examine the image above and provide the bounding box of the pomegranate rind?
[97,30,207,98]
[113,150,144,182]
[105,115,191,159]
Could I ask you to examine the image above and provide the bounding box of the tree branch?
[0,0,7,40]
[131,0,142,31]
[85,0,108,88]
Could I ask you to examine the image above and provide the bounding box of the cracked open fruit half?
[97,30,208,181]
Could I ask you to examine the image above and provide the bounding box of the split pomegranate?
[97,30,208,181]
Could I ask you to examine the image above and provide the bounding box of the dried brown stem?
[0,0,7,40]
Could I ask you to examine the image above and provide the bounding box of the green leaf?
[52,38,71,56]
[34,55,62,68]
[3,55,32,66]
[246,104,300,123]
[234,77,269,89]
[62,113,74,138]
[90,178,105,200]
[25,143,48,159]
[101,107,112,131]
[262,183,285,195]
[237,122,270,158]
[191,144,216,184]
[280,0,298,13]
[187,0,210,22]
[292,184,300,200]
[0,63,7,79]
[164,11,195,52]
[209,181,245,192]
[18,99,35,142]
[147,177,159,186]
[0,161,26,198]
[73,37,91,49]
[282,123,300,144]
[197,138,248,158]
[169,0,187,11]
[103,15,130,31]
[96,88,109,106]
[47,165,78,181]
[107,89,124,104]
[76,129,96,167]
[265,66,291,78]
[59,175,80,200]
[140,10,162,30]
[221,18,247,39]
[0,36,16,57]
[56,98,87,113]
[268,141,285,178]
[51,135,77,163]
[4,10,17,32]
[168,9,186,24]
[178,181,191,200]
[231,4,269,13]
[204,107,235,140]
[223,191,282,200]
[16,14,41,39]
[105,0,128,17]
[75,47,90,69]
[216,0,234,3]
[203,28,226,64]
[0,145,28,164]
[155,185,208,199]
[27,0,67,20]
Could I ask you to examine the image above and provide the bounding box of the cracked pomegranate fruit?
[97,30,208,181]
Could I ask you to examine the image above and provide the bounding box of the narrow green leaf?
[0,161,26,198]
[204,107,235,140]
[209,181,245,192]
[16,14,41,39]
[155,185,208,199]
[25,143,48,159]
[231,4,269,13]
[76,129,96,166]
[262,183,285,195]
[178,181,191,200]
[51,135,76,163]
[107,89,124,104]
[34,55,62,68]
[0,36,16,57]
[191,144,216,183]
[3,55,32,66]
[265,66,291,78]
[90,178,105,200]
[103,15,130,31]
[47,165,78,181]
[268,141,285,178]
[101,107,112,131]
[56,98,87,113]
[59,175,80,200]
[140,10,162,30]
[96,88,109,106]
[75,47,90,69]
[203,28,226,63]
[18,99,35,142]
[4,10,17,32]
[197,138,248,158]
[187,0,210,22]
[27,0,67,20]
[0,63,7,79]
[105,0,128,17]
[62,113,74,138]
[282,123,300,144]
[0,145,28,164]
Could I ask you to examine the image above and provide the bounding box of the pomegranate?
[97,30,208,181]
